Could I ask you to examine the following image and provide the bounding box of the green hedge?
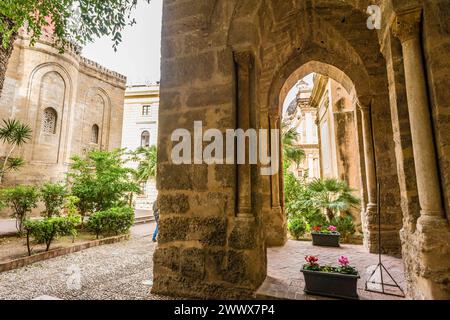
[24,215,80,254]
[87,206,134,238]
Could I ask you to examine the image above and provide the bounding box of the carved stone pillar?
[392,8,450,299]
[234,51,253,218]
[358,98,377,215]
[269,113,281,211]
[393,9,443,219]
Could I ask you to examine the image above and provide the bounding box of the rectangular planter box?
[301,269,360,300]
[311,232,340,247]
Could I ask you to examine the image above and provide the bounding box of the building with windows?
[310,74,362,226]
[283,80,320,180]
[121,83,160,209]
[0,30,126,198]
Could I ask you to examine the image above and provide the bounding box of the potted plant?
[301,255,360,299]
[311,225,340,247]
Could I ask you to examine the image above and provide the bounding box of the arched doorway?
[154,0,450,300]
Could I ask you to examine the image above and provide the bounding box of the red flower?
[312,226,322,232]
[305,255,319,264]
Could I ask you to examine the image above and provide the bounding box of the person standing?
[152,200,159,242]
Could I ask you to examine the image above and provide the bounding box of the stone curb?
[0,234,130,273]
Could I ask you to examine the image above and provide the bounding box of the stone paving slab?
[258,240,407,300]
[0,225,406,300]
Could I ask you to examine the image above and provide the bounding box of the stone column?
[234,51,253,218]
[269,113,281,211]
[358,98,377,214]
[393,9,443,218]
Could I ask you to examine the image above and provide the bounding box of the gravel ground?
[0,225,172,300]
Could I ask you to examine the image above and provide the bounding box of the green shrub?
[40,182,68,218]
[288,217,307,240]
[64,195,80,217]
[0,185,39,234]
[87,206,134,238]
[331,215,356,242]
[67,149,140,220]
[24,215,81,254]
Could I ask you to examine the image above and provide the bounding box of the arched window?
[141,130,150,147]
[42,107,57,134]
[91,124,99,144]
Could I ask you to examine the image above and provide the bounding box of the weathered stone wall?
[155,0,450,300]
[152,0,266,299]
[0,33,126,218]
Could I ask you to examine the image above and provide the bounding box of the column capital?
[392,7,422,43]
[233,51,254,68]
[357,96,372,113]
[269,112,280,121]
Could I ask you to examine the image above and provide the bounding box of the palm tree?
[307,178,360,222]
[0,119,32,183]
[132,145,157,181]
[282,121,305,168]
[128,145,157,206]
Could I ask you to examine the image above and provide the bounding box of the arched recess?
[26,63,73,165]
[82,88,111,151]
[226,0,402,254]
[268,54,371,117]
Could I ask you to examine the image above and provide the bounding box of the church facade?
[0,31,126,199]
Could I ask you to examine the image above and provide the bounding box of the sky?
[83,0,312,98]
[82,0,163,85]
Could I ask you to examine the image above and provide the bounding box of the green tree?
[0,0,151,95]
[67,149,140,222]
[282,122,305,168]
[0,119,32,183]
[40,182,68,218]
[130,145,157,181]
[307,178,360,222]
[0,185,39,234]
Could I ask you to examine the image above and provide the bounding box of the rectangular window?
[142,105,151,116]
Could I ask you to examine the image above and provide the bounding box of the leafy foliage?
[64,195,80,217]
[130,145,157,182]
[67,149,140,220]
[0,119,32,183]
[282,122,305,168]
[40,182,68,218]
[288,217,307,240]
[306,178,360,221]
[24,215,80,253]
[330,215,356,242]
[87,206,134,239]
[302,255,358,275]
[0,185,38,234]
[0,0,151,51]
[284,166,360,241]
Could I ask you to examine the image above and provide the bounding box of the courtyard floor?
[0,223,406,300]
[258,240,407,300]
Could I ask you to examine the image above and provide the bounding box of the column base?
[401,214,450,299]
[264,206,287,247]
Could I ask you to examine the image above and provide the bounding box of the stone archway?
[154,0,450,300]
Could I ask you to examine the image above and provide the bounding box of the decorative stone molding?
[356,96,372,113]
[392,8,422,43]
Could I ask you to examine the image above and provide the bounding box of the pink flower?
[327,225,337,232]
[305,255,319,264]
[338,256,349,266]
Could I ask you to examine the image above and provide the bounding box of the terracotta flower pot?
[311,232,340,247]
[301,269,360,299]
